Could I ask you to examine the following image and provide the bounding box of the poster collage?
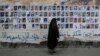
[0,5,99,30]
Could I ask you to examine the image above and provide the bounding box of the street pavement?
[0,47,100,56]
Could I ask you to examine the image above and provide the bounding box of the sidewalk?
[0,47,100,56]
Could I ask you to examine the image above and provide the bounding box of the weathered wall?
[0,0,98,5]
[0,0,100,44]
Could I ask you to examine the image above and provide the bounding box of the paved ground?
[0,47,100,56]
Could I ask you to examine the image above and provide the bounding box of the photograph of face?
[5,18,9,23]
[77,12,81,16]
[31,18,34,23]
[13,25,18,29]
[22,18,26,22]
[61,24,65,29]
[56,18,60,22]
[21,12,26,17]
[57,6,60,10]
[39,6,42,10]
[48,12,51,16]
[53,5,56,10]
[61,6,64,10]
[40,24,43,29]
[80,24,86,29]
[35,6,38,10]
[30,12,34,17]
[91,12,94,17]
[65,6,68,10]
[35,18,39,22]
[78,18,82,23]
[39,12,43,16]
[70,6,73,10]
[82,12,86,17]
[19,24,22,28]
[66,12,68,16]
[87,24,90,29]
[9,24,13,29]
[44,18,48,23]
[5,12,9,17]
[23,24,26,29]
[4,24,9,29]
[87,12,90,16]
[27,18,31,22]
[95,12,99,17]
[2,24,4,29]
[90,24,95,29]
[66,18,68,22]
[87,6,90,10]
[35,24,40,29]
[74,18,77,23]
[43,6,47,10]
[44,12,47,16]
[57,12,60,16]
[0,18,4,23]
[82,18,85,23]
[61,12,64,16]
[17,6,21,10]
[95,6,99,9]
[32,24,35,29]
[14,6,17,10]
[13,12,18,17]
[73,12,78,16]
[95,24,99,29]
[0,12,4,17]
[22,5,26,10]
[69,18,73,22]
[35,12,38,16]
[65,24,69,28]
[74,6,78,10]
[48,6,52,10]
[95,18,98,23]
[70,12,73,16]
[44,24,47,29]
[61,18,64,22]
[70,24,73,28]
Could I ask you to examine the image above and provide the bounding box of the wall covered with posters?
[0,0,100,43]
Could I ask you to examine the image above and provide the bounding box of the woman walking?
[47,18,59,54]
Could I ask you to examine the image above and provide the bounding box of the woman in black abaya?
[47,18,59,54]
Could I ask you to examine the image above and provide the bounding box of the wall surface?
[0,0,100,43]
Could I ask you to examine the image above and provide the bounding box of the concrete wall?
[0,0,100,43]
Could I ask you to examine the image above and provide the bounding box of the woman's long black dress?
[47,18,59,50]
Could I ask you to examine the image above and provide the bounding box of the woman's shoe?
[48,49,54,55]
[48,52,54,55]
[53,51,56,53]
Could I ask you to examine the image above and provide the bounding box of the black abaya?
[47,18,59,49]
